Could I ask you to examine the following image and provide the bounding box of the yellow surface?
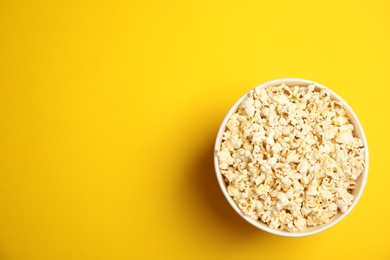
[0,0,389,259]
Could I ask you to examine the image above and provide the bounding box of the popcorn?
[217,84,365,232]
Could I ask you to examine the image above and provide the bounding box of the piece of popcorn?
[294,216,307,231]
[301,203,311,216]
[257,88,269,103]
[277,192,290,206]
[271,143,283,154]
[268,157,278,167]
[269,217,281,229]
[241,95,254,108]
[255,184,268,195]
[251,132,263,145]
[217,148,234,165]
[286,222,298,232]
[261,161,272,174]
[318,187,333,202]
[255,174,265,185]
[226,117,240,134]
[227,185,240,199]
[261,210,272,223]
[328,203,338,213]
[280,211,294,226]
[306,185,318,196]
[333,115,349,126]
[241,191,249,199]
[336,131,354,144]
[219,162,229,170]
[228,135,243,150]
[273,95,289,105]
[281,176,293,186]
[245,105,255,117]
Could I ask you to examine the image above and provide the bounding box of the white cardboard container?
[214,78,369,237]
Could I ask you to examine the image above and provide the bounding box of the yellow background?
[0,0,389,259]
